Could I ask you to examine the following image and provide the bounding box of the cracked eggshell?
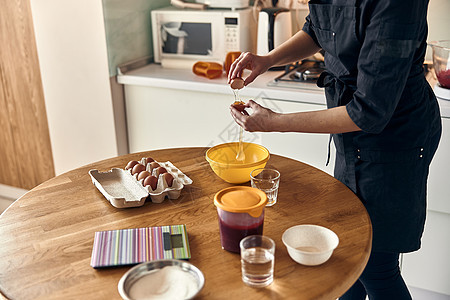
[230,77,245,90]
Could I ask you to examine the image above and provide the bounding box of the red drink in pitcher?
[214,186,268,253]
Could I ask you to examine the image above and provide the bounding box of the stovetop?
[267,60,326,91]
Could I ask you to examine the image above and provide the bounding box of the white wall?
[30,0,118,175]
[102,0,170,77]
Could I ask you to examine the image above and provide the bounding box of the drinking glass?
[240,235,275,287]
[250,168,280,206]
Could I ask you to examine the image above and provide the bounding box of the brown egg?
[231,100,246,112]
[230,77,245,90]
[137,171,151,181]
[150,162,160,170]
[145,157,155,164]
[143,175,158,191]
[163,173,174,187]
[156,167,167,177]
[131,163,145,175]
[125,160,139,170]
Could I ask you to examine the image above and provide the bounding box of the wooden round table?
[0,148,371,300]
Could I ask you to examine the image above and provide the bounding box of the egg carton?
[89,159,192,208]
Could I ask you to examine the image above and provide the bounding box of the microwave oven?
[151,7,257,68]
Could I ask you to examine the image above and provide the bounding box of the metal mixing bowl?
[118,259,205,300]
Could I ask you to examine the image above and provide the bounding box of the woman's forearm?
[271,106,361,134]
[267,30,321,67]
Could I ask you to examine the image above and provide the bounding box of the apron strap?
[317,71,335,88]
[326,134,332,166]
[318,70,357,192]
[318,71,335,168]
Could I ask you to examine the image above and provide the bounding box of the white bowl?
[282,225,339,266]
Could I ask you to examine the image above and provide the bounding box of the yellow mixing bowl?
[205,142,270,184]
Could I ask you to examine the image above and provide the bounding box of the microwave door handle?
[170,0,207,10]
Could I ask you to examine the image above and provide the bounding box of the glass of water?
[240,235,275,287]
[250,168,281,207]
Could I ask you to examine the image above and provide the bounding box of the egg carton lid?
[89,161,192,208]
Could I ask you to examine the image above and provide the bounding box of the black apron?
[305,0,442,253]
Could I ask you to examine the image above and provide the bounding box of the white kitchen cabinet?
[124,85,262,153]
[402,210,450,296]
[258,98,335,175]
[427,117,450,214]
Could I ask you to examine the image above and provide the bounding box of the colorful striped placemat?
[90,224,191,268]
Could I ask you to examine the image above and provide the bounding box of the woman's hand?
[227,31,321,87]
[230,100,279,132]
[227,52,272,87]
[230,101,362,134]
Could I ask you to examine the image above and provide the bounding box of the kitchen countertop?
[117,63,450,118]
[117,63,327,105]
